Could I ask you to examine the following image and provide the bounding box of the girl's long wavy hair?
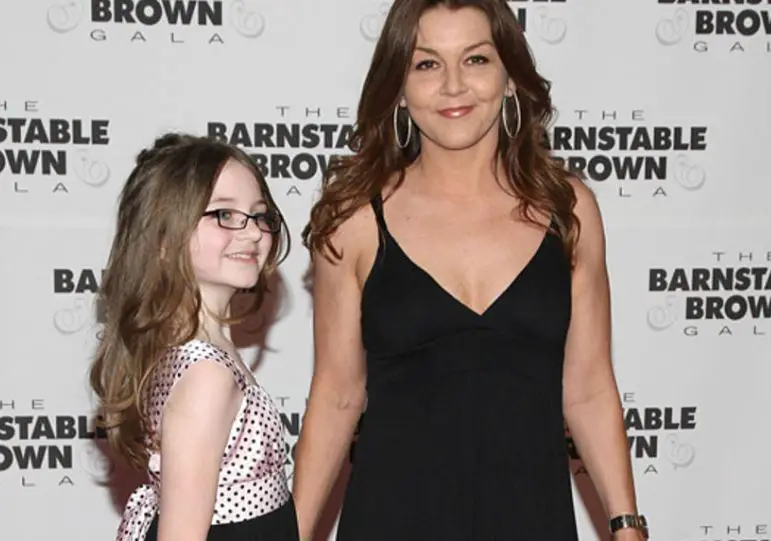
[89,133,289,470]
[303,0,578,261]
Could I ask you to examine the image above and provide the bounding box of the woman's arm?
[292,214,370,541]
[157,360,244,541]
[562,179,645,540]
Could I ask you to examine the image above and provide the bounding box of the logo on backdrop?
[1,100,111,196]
[687,523,770,541]
[360,0,569,45]
[206,104,355,197]
[567,392,698,477]
[0,398,110,489]
[655,1,771,55]
[46,0,267,44]
[52,267,104,337]
[647,249,770,339]
[274,395,305,481]
[549,107,709,199]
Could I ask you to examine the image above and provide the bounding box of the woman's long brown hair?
[89,133,289,470]
[303,0,578,262]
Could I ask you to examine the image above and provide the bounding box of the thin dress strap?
[370,193,388,233]
[368,193,389,265]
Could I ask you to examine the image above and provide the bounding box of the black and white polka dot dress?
[116,339,299,541]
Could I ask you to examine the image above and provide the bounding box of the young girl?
[89,133,299,541]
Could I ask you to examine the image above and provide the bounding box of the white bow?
[115,484,159,541]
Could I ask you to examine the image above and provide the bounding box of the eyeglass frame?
[202,208,283,234]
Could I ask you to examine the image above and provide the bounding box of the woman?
[89,133,299,540]
[294,1,647,540]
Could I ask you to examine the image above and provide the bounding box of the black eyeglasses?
[202,208,282,233]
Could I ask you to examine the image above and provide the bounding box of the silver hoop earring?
[393,105,412,149]
[502,92,522,139]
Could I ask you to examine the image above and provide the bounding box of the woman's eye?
[467,55,489,65]
[415,59,437,70]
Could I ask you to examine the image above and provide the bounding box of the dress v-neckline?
[383,226,550,318]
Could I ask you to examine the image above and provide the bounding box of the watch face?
[609,514,648,534]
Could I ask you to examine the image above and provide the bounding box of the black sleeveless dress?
[336,195,579,541]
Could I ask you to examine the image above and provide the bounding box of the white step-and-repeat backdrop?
[1,1,769,540]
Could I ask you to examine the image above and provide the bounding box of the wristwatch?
[609,514,649,539]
